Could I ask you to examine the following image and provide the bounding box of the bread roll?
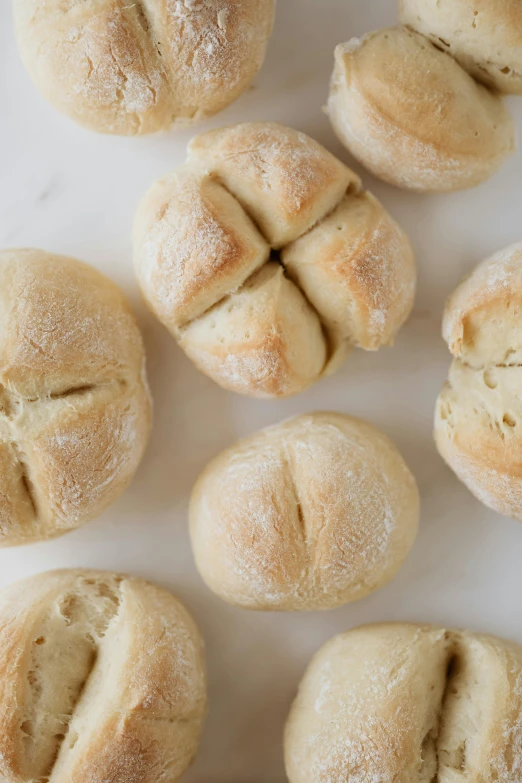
[399,0,522,95]
[328,27,515,192]
[285,622,522,783]
[13,0,275,135]
[435,243,522,520]
[134,122,416,398]
[0,569,206,783]
[189,412,419,611]
[0,249,151,546]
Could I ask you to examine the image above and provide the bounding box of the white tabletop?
[2,1,522,780]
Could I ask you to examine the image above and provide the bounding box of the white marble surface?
[2,2,522,780]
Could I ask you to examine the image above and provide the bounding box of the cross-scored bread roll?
[134,122,416,398]
[399,0,522,95]
[0,249,151,547]
[435,243,522,520]
[13,0,275,135]
[285,623,522,783]
[328,27,515,192]
[189,412,419,611]
[0,569,206,783]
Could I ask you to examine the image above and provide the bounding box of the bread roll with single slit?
[134,122,416,398]
[328,27,515,192]
[399,0,522,95]
[0,248,151,547]
[13,0,275,135]
[189,412,419,611]
[435,243,522,520]
[0,569,206,783]
[285,622,522,783]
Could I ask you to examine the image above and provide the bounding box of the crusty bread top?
[0,249,151,546]
[134,122,416,397]
[285,623,522,783]
[399,0,522,95]
[13,0,275,135]
[0,569,206,783]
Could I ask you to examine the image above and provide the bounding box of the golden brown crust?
[399,0,522,94]
[285,623,522,783]
[134,122,416,398]
[0,569,206,783]
[190,412,419,610]
[0,249,151,546]
[435,243,522,520]
[328,27,515,192]
[13,0,275,135]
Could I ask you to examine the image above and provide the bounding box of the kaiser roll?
[285,622,522,783]
[189,412,419,611]
[0,569,206,783]
[0,248,151,547]
[134,122,416,398]
[13,0,275,135]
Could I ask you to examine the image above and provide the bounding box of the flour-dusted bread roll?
[0,569,206,783]
[435,243,522,520]
[13,0,275,135]
[285,623,522,783]
[134,122,416,398]
[0,249,151,547]
[189,413,419,611]
[399,0,522,95]
[328,27,515,192]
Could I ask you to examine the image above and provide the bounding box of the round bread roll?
[189,412,420,611]
[399,0,522,95]
[435,243,522,521]
[285,622,522,783]
[13,0,275,135]
[0,248,151,547]
[328,27,515,192]
[0,569,206,783]
[134,122,416,398]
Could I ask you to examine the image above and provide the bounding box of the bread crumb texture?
[0,569,206,783]
[435,243,522,520]
[285,623,522,783]
[13,0,275,135]
[134,122,416,397]
[0,249,151,546]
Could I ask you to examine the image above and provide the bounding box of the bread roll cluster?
[328,4,518,192]
[0,249,151,547]
[285,623,522,783]
[435,243,522,521]
[134,122,416,398]
[13,0,275,135]
[0,569,206,783]
[190,412,419,611]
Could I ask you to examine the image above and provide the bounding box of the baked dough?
[190,412,419,610]
[285,622,522,783]
[13,0,275,135]
[0,569,206,783]
[435,243,522,521]
[328,27,515,192]
[399,0,522,95]
[134,122,416,397]
[0,248,151,546]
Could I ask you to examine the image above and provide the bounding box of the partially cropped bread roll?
[435,243,522,520]
[13,0,275,135]
[285,623,522,783]
[0,570,206,783]
[0,249,151,546]
[190,412,419,611]
[134,122,416,398]
[328,27,515,192]
[400,0,522,95]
